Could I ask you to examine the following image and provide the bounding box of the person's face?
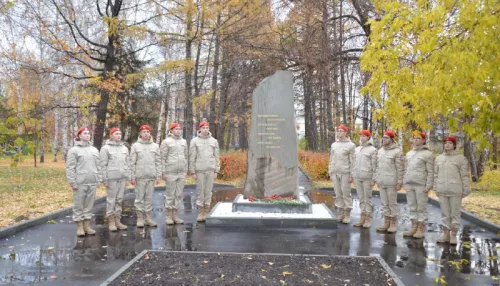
[200,126,210,135]
[79,130,91,142]
[382,136,392,146]
[359,134,369,143]
[140,129,151,140]
[111,131,122,141]
[336,129,346,139]
[412,137,425,147]
[172,127,182,137]
[444,141,455,151]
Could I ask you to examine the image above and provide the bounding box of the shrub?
[474,170,500,191]
[219,150,247,181]
[298,150,329,181]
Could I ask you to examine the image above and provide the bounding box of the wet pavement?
[1,172,499,285]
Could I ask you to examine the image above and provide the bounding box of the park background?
[0,1,498,229]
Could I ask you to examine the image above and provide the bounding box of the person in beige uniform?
[189,121,220,222]
[66,127,102,237]
[329,124,356,224]
[375,130,404,233]
[434,136,471,245]
[130,125,161,228]
[100,128,130,232]
[353,130,377,228]
[160,123,188,225]
[403,131,434,239]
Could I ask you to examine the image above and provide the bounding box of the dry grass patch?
[0,157,106,228]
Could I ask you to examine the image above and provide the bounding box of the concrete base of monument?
[206,201,337,228]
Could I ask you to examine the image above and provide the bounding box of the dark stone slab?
[231,194,313,214]
[244,70,298,199]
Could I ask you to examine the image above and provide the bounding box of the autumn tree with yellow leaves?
[361,0,499,178]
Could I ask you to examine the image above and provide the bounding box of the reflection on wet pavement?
[0,180,499,285]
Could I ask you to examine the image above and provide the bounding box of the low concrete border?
[101,250,405,286]
[206,202,337,229]
[375,255,406,286]
[316,187,500,233]
[100,249,149,286]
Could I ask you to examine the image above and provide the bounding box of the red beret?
[384,130,396,138]
[77,127,90,136]
[412,131,426,139]
[199,121,209,128]
[444,136,457,144]
[109,127,120,135]
[360,130,371,137]
[139,125,151,131]
[169,123,181,130]
[337,124,348,132]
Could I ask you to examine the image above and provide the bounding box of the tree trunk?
[62,91,69,161]
[216,48,228,145]
[53,109,59,162]
[492,134,498,170]
[238,94,248,150]
[156,98,166,143]
[339,0,347,124]
[463,136,479,182]
[209,12,222,131]
[184,9,194,144]
[304,66,318,151]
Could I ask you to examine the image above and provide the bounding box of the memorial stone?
[243,70,299,199]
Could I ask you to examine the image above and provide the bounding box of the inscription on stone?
[243,70,298,199]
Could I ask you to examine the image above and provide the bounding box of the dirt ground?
[108,251,398,286]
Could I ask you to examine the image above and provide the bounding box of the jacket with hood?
[375,142,404,186]
[66,140,102,186]
[130,136,161,180]
[99,139,131,182]
[353,138,377,181]
[433,150,471,197]
[404,145,434,188]
[160,131,188,175]
[328,137,356,176]
[189,131,220,174]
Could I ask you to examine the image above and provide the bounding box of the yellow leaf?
[320,264,332,269]
[282,271,293,276]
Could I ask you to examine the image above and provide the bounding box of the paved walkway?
[0,172,499,285]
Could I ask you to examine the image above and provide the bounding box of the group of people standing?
[65,122,220,237]
[329,125,471,245]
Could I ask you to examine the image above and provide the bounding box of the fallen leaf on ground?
[320,264,331,269]
[282,271,293,276]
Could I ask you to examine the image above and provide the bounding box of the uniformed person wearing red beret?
[130,125,161,228]
[66,127,102,236]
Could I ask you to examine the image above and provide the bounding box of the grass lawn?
[312,177,500,226]
[0,155,244,228]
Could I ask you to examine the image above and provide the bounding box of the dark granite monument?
[243,70,299,199]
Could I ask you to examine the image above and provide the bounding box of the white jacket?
[130,137,161,180]
[353,138,377,181]
[328,138,356,176]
